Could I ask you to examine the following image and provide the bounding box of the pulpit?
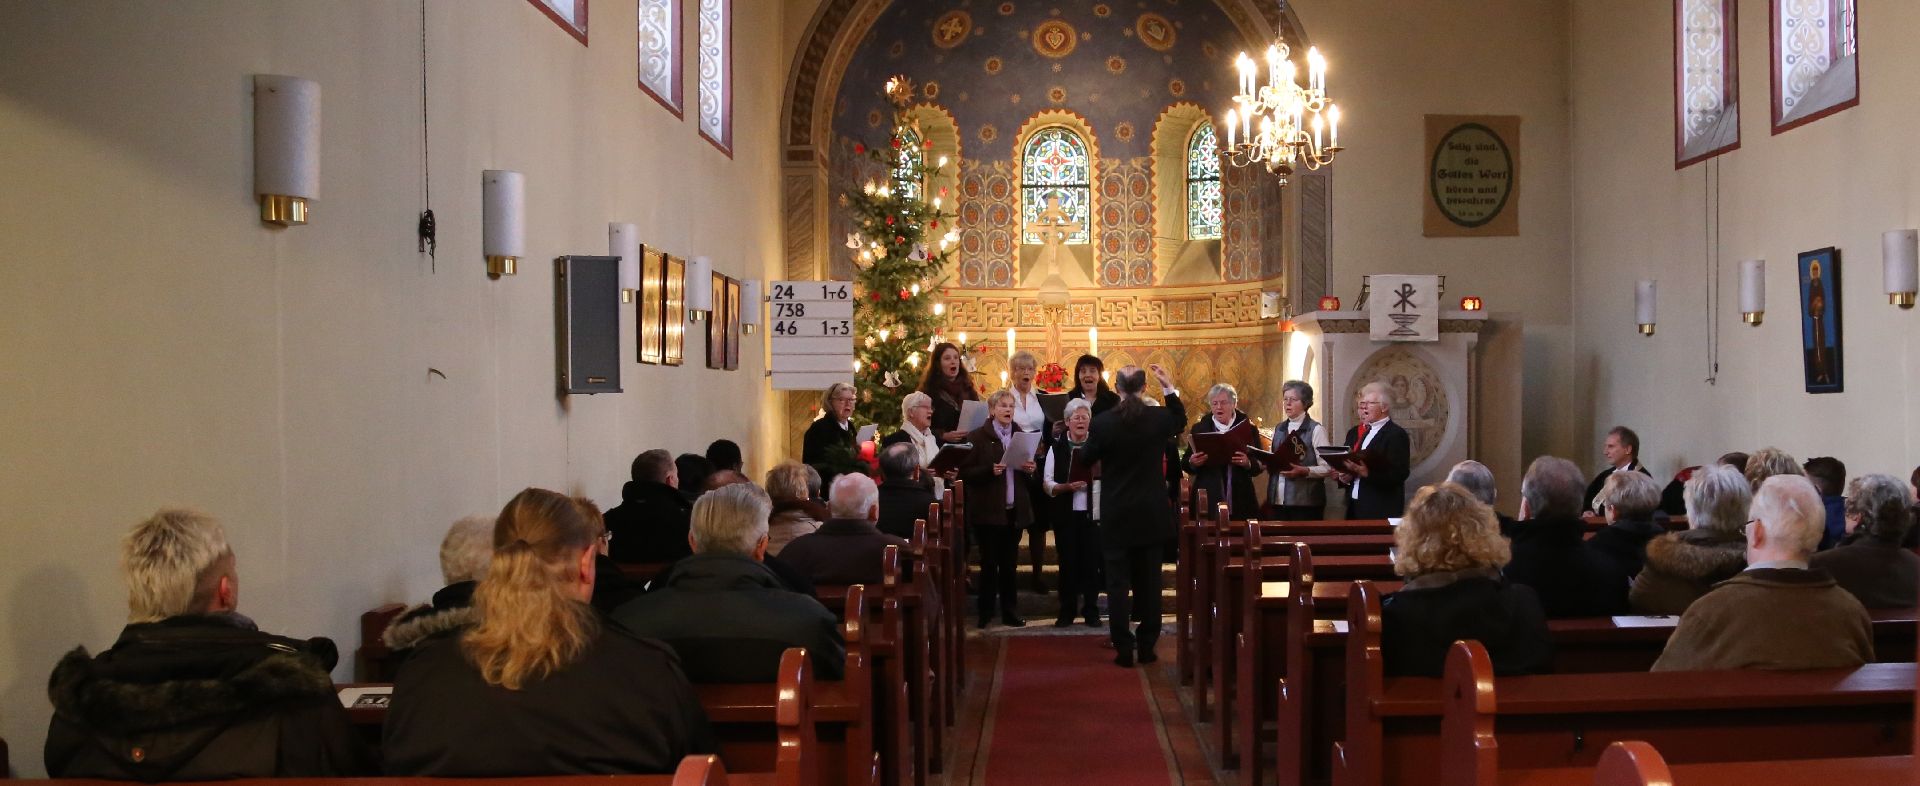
[1285,308,1490,511]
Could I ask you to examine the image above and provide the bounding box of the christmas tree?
[843,75,963,433]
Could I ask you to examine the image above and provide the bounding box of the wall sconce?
[1318,295,1341,311]
[1459,296,1484,311]
[1738,259,1765,325]
[740,280,761,334]
[253,75,320,226]
[482,170,524,279]
[685,255,714,320]
[609,223,639,303]
[1885,229,1918,308]
[1635,279,1657,335]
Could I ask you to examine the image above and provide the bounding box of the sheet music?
[855,424,877,445]
[1609,615,1679,628]
[958,399,989,433]
[1004,431,1044,466]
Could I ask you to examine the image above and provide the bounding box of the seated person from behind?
[1382,483,1551,677]
[765,461,828,557]
[1802,455,1848,550]
[706,438,745,474]
[780,473,910,585]
[614,482,847,683]
[1585,469,1667,579]
[1501,456,1628,617]
[1630,464,1750,615]
[384,514,493,653]
[604,448,693,564]
[876,442,939,539]
[1809,473,1920,609]
[46,510,372,779]
[383,489,712,775]
[1445,460,1512,534]
[1653,475,1873,671]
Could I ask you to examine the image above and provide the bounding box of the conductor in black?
[1080,364,1186,667]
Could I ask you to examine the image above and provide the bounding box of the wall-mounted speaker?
[556,255,623,395]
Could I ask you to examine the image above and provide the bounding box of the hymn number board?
[769,281,855,390]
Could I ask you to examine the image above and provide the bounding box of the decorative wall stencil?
[1097,159,1154,285]
[958,160,1018,288]
[1349,345,1451,468]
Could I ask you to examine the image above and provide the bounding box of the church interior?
[3,0,1919,782]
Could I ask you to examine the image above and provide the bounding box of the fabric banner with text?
[1368,274,1441,342]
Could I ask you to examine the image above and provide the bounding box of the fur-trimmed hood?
[381,604,478,652]
[1643,528,1747,581]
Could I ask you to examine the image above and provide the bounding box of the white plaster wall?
[0,1,785,772]
[1570,0,1919,482]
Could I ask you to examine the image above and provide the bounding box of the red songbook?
[1067,446,1098,484]
[1190,421,1260,468]
[1317,445,1393,476]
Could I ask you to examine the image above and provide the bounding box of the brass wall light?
[482,170,524,278]
[1885,229,1918,309]
[685,255,714,321]
[610,222,639,303]
[740,279,761,334]
[1635,280,1657,335]
[1738,259,1765,325]
[253,75,320,226]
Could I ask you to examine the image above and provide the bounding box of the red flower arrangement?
[1036,362,1069,393]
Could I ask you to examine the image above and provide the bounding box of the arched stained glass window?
[1021,128,1091,245]
[893,126,925,202]
[1186,123,1222,240]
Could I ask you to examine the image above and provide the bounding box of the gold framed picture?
[725,277,742,371]
[638,246,665,364]
[663,255,686,366]
[706,271,729,369]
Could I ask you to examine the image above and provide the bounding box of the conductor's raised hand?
[1148,363,1175,390]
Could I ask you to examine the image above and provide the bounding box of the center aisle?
[950,632,1214,785]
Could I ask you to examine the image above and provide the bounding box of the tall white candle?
[1738,259,1766,315]
[1006,328,1016,359]
[1329,104,1340,147]
[1089,327,1098,356]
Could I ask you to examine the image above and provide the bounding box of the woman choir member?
[1066,354,1119,415]
[919,342,979,443]
[1007,351,1052,593]
[961,390,1036,627]
[1267,380,1332,520]
[801,382,859,493]
[1044,398,1102,626]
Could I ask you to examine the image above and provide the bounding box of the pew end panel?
[356,603,407,682]
[1592,742,1670,786]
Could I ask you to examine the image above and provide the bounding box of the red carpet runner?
[981,636,1173,784]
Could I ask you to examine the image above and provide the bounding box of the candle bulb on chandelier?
[1311,114,1323,151]
[1329,104,1340,148]
[1088,326,1098,356]
[1308,47,1325,93]
[1226,109,1237,149]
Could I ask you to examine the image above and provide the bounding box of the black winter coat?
[1585,514,1668,580]
[45,614,372,780]
[1082,393,1187,548]
[1382,572,1552,677]
[606,479,694,564]
[382,622,713,776]
[877,479,938,540]
[613,554,846,683]
[1502,515,1630,618]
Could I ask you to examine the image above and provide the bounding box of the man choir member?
[1334,382,1411,519]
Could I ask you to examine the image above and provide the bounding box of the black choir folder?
[1317,445,1393,475]
[1190,421,1260,468]
[928,444,973,474]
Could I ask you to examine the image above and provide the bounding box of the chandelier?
[1223,36,1341,182]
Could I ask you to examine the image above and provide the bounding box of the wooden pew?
[814,547,928,786]
[1590,739,1913,786]
[1330,588,1916,786]
[356,603,407,682]
[16,755,804,786]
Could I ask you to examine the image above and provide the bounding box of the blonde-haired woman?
[765,461,828,555]
[384,488,713,775]
[1380,483,1551,677]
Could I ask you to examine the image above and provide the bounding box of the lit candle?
[1242,109,1253,143]
[1308,47,1325,92]
[1005,328,1016,358]
[958,331,968,346]
[1088,326,1099,355]
[1329,104,1340,147]
[1000,370,1009,387]
[1281,58,1296,92]
[1266,45,1282,88]
[938,155,949,168]
[1312,114,1323,150]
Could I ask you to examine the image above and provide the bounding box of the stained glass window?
[893,126,925,202]
[1186,123,1223,240]
[529,0,588,43]
[1021,127,1091,245]
[637,0,681,114]
[697,0,730,152]
[1772,0,1858,132]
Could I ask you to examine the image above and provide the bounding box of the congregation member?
[1043,397,1103,627]
[1652,475,1872,671]
[1502,457,1628,617]
[881,390,947,496]
[701,470,748,493]
[1743,446,1805,490]
[1801,456,1848,550]
[962,389,1037,628]
[1266,380,1332,521]
[801,383,860,492]
[675,454,716,502]
[605,449,693,564]
[615,483,846,683]
[1081,364,1186,666]
[384,514,494,653]
[574,497,646,612]
[1809,473,1920,609]
[47,510,371,779]
[1185,383,1264,519]
[1583,426,1650,513]
[1334,382,1411,519]
[1007,351,1053,593]
[765,461,827,556]
[1630,464,1751,615]
[1381,483,1551,677]
[1445,460,1514,532]
[1066,353,1119,415]
[705,439,744,474]
[876,442,939,540]
[384,489,711,775]
[1585,469,1667,579]
[1659,451,1748,517]
[780,473,909,586]
[920,341,979,443]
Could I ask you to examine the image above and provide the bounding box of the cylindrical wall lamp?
[1885,229,1918,308]
[685,255,714,320]
[253,75,320,226]
[609,222,639,303]
[1739,259,1765,325]
[1635,280,1657,335]
[740,279,761,334]
[482,170,524,279]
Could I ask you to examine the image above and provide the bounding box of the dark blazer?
[924,383,979,439]
[801,417,857,492]
[1082,393,1188,548]
[877,479,938,539]
[1584,461,1650,513]
[1382,572,1552,677]
[605,480,694,564]
[1502,515,1630,618]
[960,421,1036,528]
[613,554,844,683]
[1338,419,1411,519]
[1584,514,1667,580]
[1184,410,1265,518]
[383,624,714,776]
[778,518,911,586]
[1810,540,1920,609]
[1067,387,1120,416]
